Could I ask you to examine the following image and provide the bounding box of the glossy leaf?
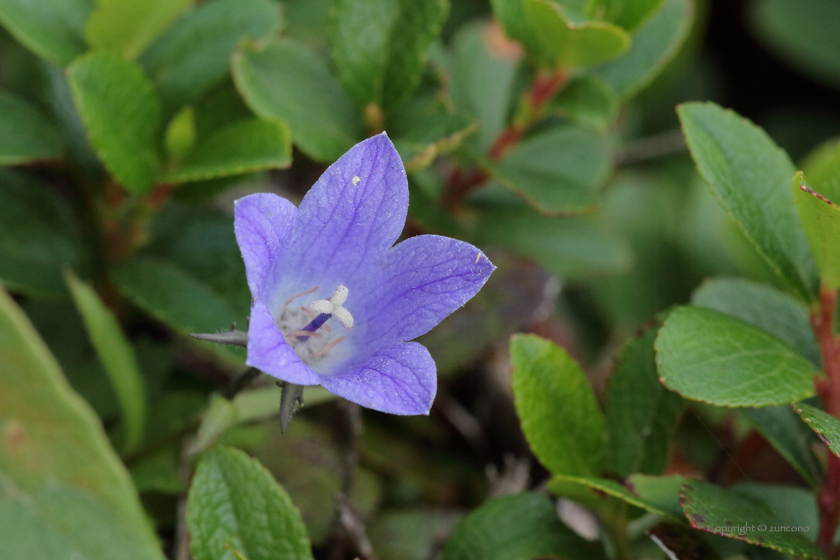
[678,102,818,301]
[655,306,818,406]
[65,272,145,454]
[330,0,448,109]
[67,53,161,194]
[0,0,93,66]
[793,171,840,290]
[84,0,193,60]
[795,402,840,458]
[0,286,163,560]
[187,445,313,560]
[511,334,606,476]
[0,90,62,165]
[551,75,618,130]
[233,38,363,162]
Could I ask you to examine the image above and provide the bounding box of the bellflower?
[234,133,495,415]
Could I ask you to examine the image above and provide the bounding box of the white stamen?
[352,176,361,186]
[307,285,354,330]
[332,307,354,329]
[309,299,334,315]
[331,284,349,306]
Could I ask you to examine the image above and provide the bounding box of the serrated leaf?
[679,480,822,559]
[330,0,448,110]
[0,90,63,164]
[0,286,164,560]
[0,0,93,66]
[232,38,363,163]
[65,272,145,454]
[442,492,605,560]
[0,169,89,298]
[551,75,618,130]
[693,277,821,367]
[483,125,611,215]
[606,329,685,477]
[590,0,692,99]
[794,402,840,458]
[161,118,291,183]
[139,0,282,114]
[84,0,193,60]
[793,172,840,290]
[510,334,606,476]
[548,473,685,519]
[656,306,818,406]
[678,102,818,301]
[67,52,161,194]
[187,446,313,560]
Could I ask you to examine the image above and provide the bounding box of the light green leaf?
[795,402,840,458]
[597,0,665,31]
[590,0,692,99]
[232,38,363,163]
[678,102,819,301]
[551,75,618,130]
[442,492,605,560]
[187,445,314,560]
[0,90,63,165]
[164,106,195,162]
[548,473,685,519]
[67,52,161,194]
[84,0,193,60]
[139,0,282,113]
[483,125,611,215]
[801,138,840,204]
[605,329,684,477]
[656,306,819,406]
[65,272,145,454]
[0,0,93,66]
[510,334,606,476]
[793,171,840,290]
[161,118,291,183]
[679,480,822,558]
[0,286,163,560]
[330,0,448,110]
[0,169,89,298]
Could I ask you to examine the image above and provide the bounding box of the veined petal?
[234,193,298,299]
[246,299,320,385]
[320,342,436,415]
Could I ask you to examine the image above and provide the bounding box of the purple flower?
[234,133,494,415]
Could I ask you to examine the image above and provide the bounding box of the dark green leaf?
[140,0,282,114]
[232,38,363,162]
[794,402,840,458]
[511,334,606,476]
[548,473,686,519]
[678,102,818,301]
[330,0,448,109]
[655,306,818,406]
[551,75,618,130]
[0,0,93,66]
[369,509,462,560]
[67,53,161,194]
[187,445,313,560]
[793,171,840,290]
[0,90,62,164]
[442,492,605,560]
[732,483,819,536]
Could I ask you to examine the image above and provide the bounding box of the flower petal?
[234,193,298,299]
[246,299,320,385]
[356,235,495,347]
[319,342,436,415]
[279,133,408,294]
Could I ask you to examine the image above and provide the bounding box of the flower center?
[275,285,354,365]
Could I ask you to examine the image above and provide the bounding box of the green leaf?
[510,334,606,476]
[65,272,145,455]
[67,52,161,194]
[0,286,163,560]
[551,75,618,130]
[597,0,665,32]
[793,171,840,290]
[163,105,195,162]
[233,38,363,163]
[0,169,89,298]
[483,125,611,215]
[605,329,685,477]
[750,0,840,88]
[0,90,63,164]
[84,0,193,60]
[655,306,819,406]
[732,483,819,536]
[369,509,462,560]
[548,473,686,519]
[139,0,282,114]
[0,0,93,66]
[801,138,840,204]
[442,492,605,560]
[187,445,314,560]
[160,118,291,183]
[794,402,840,458]
[693,277,821,367]
[330,0,448,110]
[678,102,818,302]
[590,0,692,99]
[679,480,822,559]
